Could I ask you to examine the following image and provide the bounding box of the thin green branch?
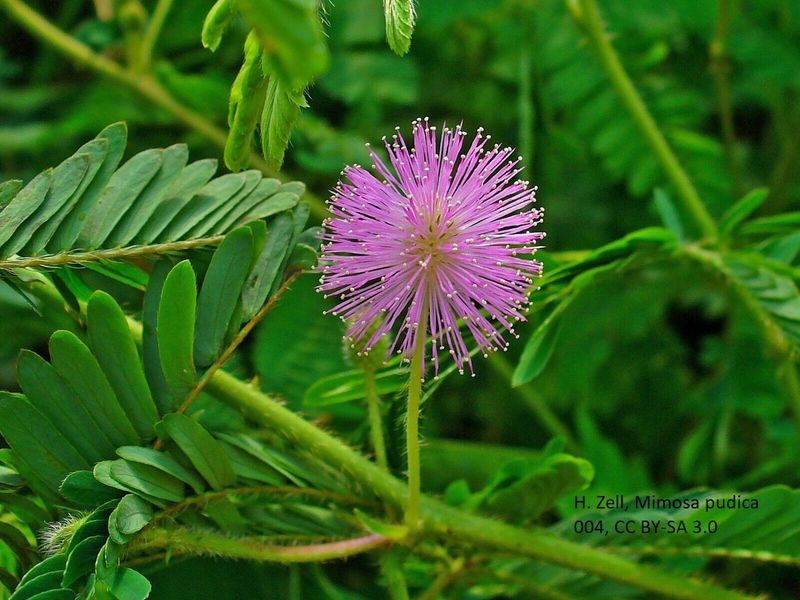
[767,104,800,212]
[570,0,718,240]
[140,0,174,70]
[172,270,301,417]
[709,0,743,196]
[132,527,390,563]
[381,552,410,600]
[680,245,800,432]
[204,370,755,599]
[606,543,800,566]
[417,559,466,600]
[0,0,328,219]
[487,353,579,452]
[0,236,223,272]
[489,570,575,600]
[152,484,374,523]
[364,366,390,472]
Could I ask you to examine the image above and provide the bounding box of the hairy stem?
[363,363,409,599]
[0,0,327,219]
[133,527,390,563]
[405,321,427,533]
[571,0,718,240]
[153,484,374,524]
[205,370,754,599]
[0,236,223,272]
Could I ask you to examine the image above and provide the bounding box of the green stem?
[205,371,754,599]
[767,105,800,212]
[381,552,410,600]
[680,245,800,433]
[489,570,574,600]
[487,353,578,452]
[363,364,410,600]
[152,484,373,524]
[417,559,465,600]
[605,543,800,567]
[780,358,800,435]
[132,527,389,563]
[405,322,427,533]
[171,271,301,419]
[517,27,534,171]
[0,236,223,272]
[572,0,718,240]
[140,0,174,70]
[709,0,742,196]
[0,0,328,219]
[364,366,390,472]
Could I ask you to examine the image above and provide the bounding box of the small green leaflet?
[225,33,269,172]
[49,122,128,252]
[158,260,197,400]
[202,0,236,52]
[108,495,153,543]
[242,211,294,319]
[160,414,236,491]
[116,446,205,495]
[261,77,302,170]
[49,330,139,447]
[62,535,105,587]
[384,0,416,56]
[107,460,185,504]
[719,187,769,238]
[194,226,254,366]
[0,154,89,258]
[87,292,160,439]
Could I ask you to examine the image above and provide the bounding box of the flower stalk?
[404,314,427,533]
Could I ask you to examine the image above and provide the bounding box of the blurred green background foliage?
[2,0,800,597]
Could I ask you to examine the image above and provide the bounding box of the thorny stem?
[404,316,427,534]
[0,0,328,219]
[205,371,754,599]
[709,0,743,196]
[570,0,718,240]
[131,527,390,563]
[0,236,223,272]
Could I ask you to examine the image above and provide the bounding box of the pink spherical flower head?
[318,118,545,377]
